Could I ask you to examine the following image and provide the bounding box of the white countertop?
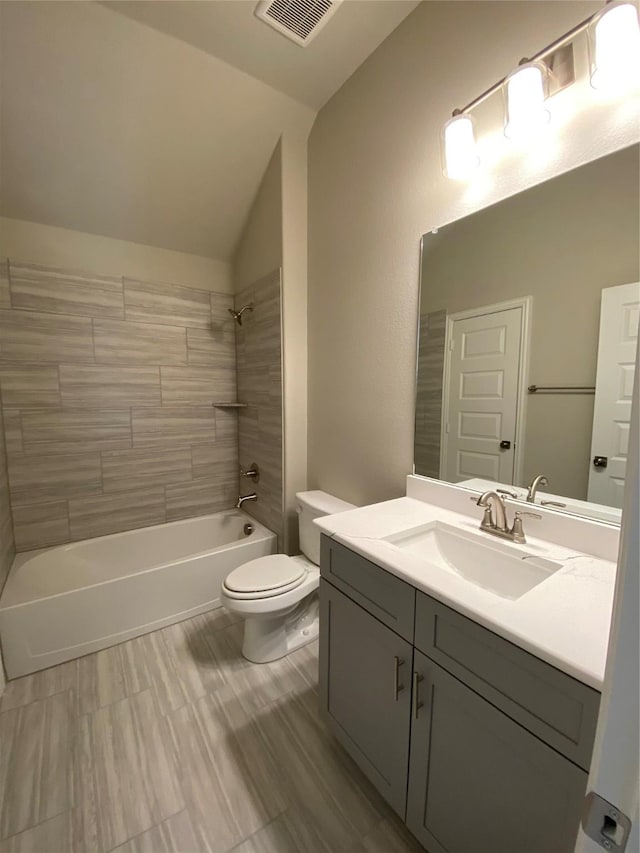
[315,496,618,691]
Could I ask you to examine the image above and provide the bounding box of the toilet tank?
[296,490,355,565]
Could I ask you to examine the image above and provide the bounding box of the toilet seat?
[223,555,307,600]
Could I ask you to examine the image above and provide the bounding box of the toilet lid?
[225,554,306,594]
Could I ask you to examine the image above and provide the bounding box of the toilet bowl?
[221,491,355,663]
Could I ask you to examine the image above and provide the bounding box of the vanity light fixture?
[504,61,550,140]
[588,1,640,93]
[442,113,479,179]
[442,0,640,179]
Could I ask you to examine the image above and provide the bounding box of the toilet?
[221,490,355,663]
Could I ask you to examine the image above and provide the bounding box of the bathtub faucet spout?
[236,493,257,509]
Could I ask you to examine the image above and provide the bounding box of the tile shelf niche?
[211,402,248,408]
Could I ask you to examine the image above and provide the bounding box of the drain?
[243,523,254,536]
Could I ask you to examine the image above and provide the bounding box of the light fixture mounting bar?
[452,9,596,117]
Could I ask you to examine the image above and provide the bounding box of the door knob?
[593,456,608,468]
[499,440,511,449]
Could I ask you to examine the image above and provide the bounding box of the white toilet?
[221,490,355,663]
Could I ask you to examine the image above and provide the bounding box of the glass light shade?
[504,62,550,141]
[442,114,480,180]
[589,2,640,93]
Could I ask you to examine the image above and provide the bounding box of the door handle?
[499,440,511,449]
[593,456,608,468]
[393,656,405,701]
[412,671,424,719]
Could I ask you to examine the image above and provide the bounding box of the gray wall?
[0,258,239,550]
[419,146,640,499]
[235,272,284,543]
[307,0,638,507]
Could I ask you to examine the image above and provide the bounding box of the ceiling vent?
[255,0,343,47]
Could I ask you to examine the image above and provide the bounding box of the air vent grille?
[255,0,342,46]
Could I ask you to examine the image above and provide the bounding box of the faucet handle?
[514,511,542,520]
[510,510,542,543]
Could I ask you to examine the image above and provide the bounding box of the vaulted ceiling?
[0,1,418,261]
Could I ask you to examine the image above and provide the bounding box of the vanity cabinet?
[319,536,600,853]
[318,577,414,815]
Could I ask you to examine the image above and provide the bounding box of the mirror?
[415,145,639,525]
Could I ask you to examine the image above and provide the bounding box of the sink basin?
[383,522,562,600]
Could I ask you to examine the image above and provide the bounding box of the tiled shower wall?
[235,271,284,542]
[0,258,239,551]
[414,309,446,479]
[0,262,16,587]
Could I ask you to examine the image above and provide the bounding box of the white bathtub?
[0,510,276,679]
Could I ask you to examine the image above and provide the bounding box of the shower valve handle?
[240,463,260,483]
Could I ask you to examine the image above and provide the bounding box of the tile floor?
[0,609,425,853]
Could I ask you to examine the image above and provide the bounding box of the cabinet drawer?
[414,592,600,771]
[320,536,415,642]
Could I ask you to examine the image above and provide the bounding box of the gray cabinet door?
[319,579,413,817]
[406,651,588,853]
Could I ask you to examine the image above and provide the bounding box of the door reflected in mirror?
[415,145,640,525]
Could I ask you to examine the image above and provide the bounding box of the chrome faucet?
[526,474,548,503]
[472,491,541,544]
[236,493,257,509]
[240,463,260,483]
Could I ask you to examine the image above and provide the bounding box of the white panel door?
[442,307,523,484]
[588,282,640,508]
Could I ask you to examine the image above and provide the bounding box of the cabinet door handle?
[393,656,405,701]
[413,671,424,719]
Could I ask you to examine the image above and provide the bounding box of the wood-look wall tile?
[101,447,192,493]
[0,259,10,309]
[160,366,236,405]
[210,291,234,319]
[8,262,124,319]
[20,409,131,455]
[0,310,94,363]
[2,410,24,456]
[8,453,102,506]
[124,278,211,328]
[165,479,232,522]
[68,488,165,541]
[0,690,75,839]
[12,501,69,550]
[191,440,238,481]
[0,365,61,409]
[93,319,187,365]
[59,364,161,408]
[215,408,239,441]
[79,689,184,852]
[131,407,215,450]
[186,326,236,367]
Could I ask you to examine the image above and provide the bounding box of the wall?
[0,255,238,550]
[235,271,284,542]
[0,266,16,584]
[418,146,640,500]
[233,142,283,293]
[0,218,232,294]
[307,0,639,506]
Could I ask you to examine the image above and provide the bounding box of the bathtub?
[0,510,276,679]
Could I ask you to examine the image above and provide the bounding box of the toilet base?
[241,592,319,664]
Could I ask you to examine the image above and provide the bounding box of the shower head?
[228,303,254,326]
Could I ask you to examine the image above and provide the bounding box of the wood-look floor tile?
[0,811,73,853]
[251,689,383,852]
[108,809,204,853]
[0,691,75,840]
[0,660,77,714]
[158,617,226,705]
[227,814,300,853]
[80,689,184,852]
[203,623,310,712]
[130,632,188,714]
[166,688,286,853]
[77,642,150,717]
